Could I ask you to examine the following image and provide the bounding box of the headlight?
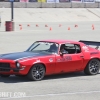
[16,62,20,68]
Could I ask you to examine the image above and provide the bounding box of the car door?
[55,43,84,74]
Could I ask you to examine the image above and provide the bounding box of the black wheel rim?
[89,60,99,74]
[32,65,45,80]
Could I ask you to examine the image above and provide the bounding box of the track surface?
[0,21,100,100]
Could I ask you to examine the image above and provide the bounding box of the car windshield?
[26,41,59,53]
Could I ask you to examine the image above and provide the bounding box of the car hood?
[0,51,52,61]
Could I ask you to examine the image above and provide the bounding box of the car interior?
[60,44,81,54]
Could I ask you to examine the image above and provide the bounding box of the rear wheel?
[27,64,45,81]
[0,74,10,77]
[84,59,100,75]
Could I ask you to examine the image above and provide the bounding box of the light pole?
[5,0,14,31]
[10,0,14,21]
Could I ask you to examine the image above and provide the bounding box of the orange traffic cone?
[92,24,94,30]
[92,26,94,30]
[20,26,22,30]
[19,24,22,26]
[27,24,30,27]
[49,27,52,31]
[59,24,62,27]
[45,24,48,27]
[92,24,94,28]
[75,24,78,27]
[36,24,39,27]
[68,27,70,30]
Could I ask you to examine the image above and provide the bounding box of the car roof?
[37,40,80,44]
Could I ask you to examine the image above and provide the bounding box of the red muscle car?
[0,40,100,81]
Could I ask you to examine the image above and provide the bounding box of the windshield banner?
[83,0,95,2]
[29,0,37,2]
[20,0,29,2]
[71,0,82,2]
[38,0,46,2]
[47,0,59,3]
[59,0,70,2]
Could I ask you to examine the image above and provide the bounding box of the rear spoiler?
[79,40,100,49]
[79,40,100,46]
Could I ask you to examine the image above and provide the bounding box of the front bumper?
[0,67,26,75]
[0,63,29,75]
[0,61,30,75]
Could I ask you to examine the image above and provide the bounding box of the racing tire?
[84,59,100,75]
[0,74,10,77]
[27,64,45,81]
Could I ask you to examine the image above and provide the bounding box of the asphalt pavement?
[0,21,100,100]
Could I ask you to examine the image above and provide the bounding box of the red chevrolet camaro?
[0,40,100,81]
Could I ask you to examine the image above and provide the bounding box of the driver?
[60,44,68,54]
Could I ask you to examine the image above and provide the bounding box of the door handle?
[80,56,84,58]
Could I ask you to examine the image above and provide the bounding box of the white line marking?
[1,90,100,99]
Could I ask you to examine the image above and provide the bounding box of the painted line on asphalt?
[1,90,100,99]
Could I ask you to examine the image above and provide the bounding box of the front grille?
[0,63,10,72]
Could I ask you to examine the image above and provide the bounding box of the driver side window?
[60,43,81,54]
[60,44,68,54]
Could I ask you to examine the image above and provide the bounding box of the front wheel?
[84,59,100,75]
[27,64,45,81]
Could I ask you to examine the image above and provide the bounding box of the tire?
[0,74,10,77]
[84,59,100,75]
[27,64,45,81]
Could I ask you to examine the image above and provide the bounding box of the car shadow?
[0,75,30,83]
[44,71,87,80]
[0,71,90,83]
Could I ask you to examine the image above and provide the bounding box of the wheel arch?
[85,57,100,69]
[28,63,46,73]
[84,57,100,75]
[27,63,46,81]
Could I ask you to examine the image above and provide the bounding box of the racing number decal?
[66,56,72,61]
[57,56,72,62]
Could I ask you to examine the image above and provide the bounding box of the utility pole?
[5,0,14,31]
[10,0,14,21]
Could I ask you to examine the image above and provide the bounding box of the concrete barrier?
[0,8,100,22]
[0,2,100,8]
